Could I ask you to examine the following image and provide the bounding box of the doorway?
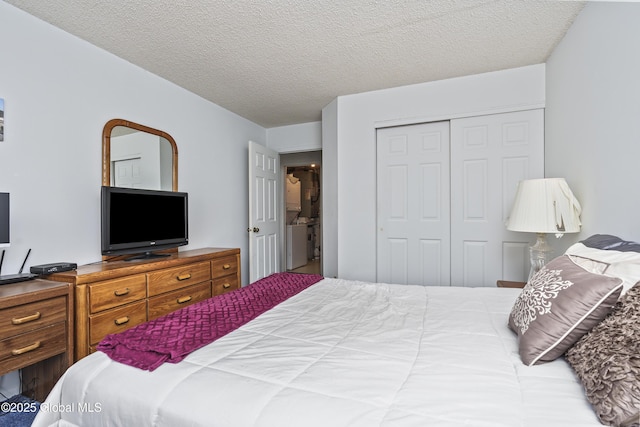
[281,151,322,276]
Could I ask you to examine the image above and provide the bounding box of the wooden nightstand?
[0,279,73,401]
[496,280,527,289]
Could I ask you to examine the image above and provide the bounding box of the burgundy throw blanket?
[97,272,323,371]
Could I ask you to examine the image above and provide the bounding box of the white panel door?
[248,141,279,283]
[377,121,451,286]
[113,158,142,188]
[450,109,544,286]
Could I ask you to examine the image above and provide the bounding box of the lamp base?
[528,233,554,282]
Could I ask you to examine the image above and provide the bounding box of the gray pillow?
[566,283,640,427]
[508,255,623,366]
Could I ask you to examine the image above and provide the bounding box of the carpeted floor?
[0,394,40,427]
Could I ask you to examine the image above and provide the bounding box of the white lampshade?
[507,178,582,234]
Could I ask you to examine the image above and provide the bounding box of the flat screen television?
[101,186,188,260]
[0,193,9,248]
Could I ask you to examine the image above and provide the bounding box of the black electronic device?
[0,272,38,285]
[30,262,77,275]
[101,186,189,260]
[0,248,37,285]
[0,192,9,248]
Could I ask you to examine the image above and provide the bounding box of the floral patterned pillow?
[508,255,623,366]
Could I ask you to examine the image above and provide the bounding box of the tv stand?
[45,247,240,361]
[125,251,172,262]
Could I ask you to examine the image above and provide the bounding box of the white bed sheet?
[33,278,601,427]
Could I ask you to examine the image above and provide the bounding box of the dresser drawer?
[147,261,211,297]
[0,322,67,373]
[148,281,211,320]
[89,275,147,314]
[212,255,238,279]
[212,275,239,296]
[0,296,67,340]
[89,300,147,346]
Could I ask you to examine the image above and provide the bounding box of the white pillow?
[565,243,640,295]
[566,254,610,274]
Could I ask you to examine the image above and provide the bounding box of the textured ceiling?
[5,0,585,128]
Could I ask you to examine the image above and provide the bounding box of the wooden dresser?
[0,279,73,401]
[47,247,240,361]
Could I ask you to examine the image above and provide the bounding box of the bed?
[32,235,640,427]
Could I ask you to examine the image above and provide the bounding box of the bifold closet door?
[376,121,451,286]
[450,109,544,286]
[376,109,544,287]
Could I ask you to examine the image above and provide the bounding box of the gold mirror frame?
[102,119,178,191]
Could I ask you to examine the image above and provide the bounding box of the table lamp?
[506,178,582,281]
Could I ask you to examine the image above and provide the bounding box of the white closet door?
[376,121,451,286]
[450,109,544,286]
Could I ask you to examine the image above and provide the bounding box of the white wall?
[323,65,546,281]
[0,3,265,283]
[546,2,640,244]
[266,121,321,153]
[321,99,338,278]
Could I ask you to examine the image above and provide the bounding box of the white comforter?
[33,278,600,426]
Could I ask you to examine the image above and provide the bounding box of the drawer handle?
[177,296,192,304]
[222,283,231,289]
[114,288,130,297]
[222,264,231,270]
[177,273,192,281]
[114,316,130,326]
[12,341,41,356]
[11,312,42,325]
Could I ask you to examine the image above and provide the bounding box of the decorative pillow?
[508,255,623,366]
[568,254,610,275]
[566,242,640,296]
[566,283,640,427]
[582,233,640,252]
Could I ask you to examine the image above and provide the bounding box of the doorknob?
[253,227,260,232]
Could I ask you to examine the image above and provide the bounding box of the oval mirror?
[102,119,178,191]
